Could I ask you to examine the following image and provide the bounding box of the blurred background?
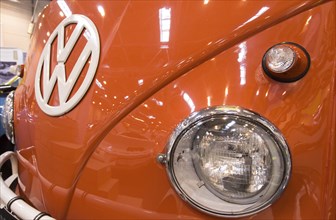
[0,0,50,51]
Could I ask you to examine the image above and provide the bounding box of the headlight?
[159,106,291,217]
[1,91,15,144]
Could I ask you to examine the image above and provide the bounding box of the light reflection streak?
[237,42,247,85]
[159,7,171,48]
[97,5,105,17]
[236,7,269,30]
[131,115,145,123]
[57,0,72,17]
[305,16,312,26]
[95,79,105,90]
[207,96,211,107]
[223,86,229,104]
[183,93,195,112]
[225,121,236,129]
[152,98,163,106]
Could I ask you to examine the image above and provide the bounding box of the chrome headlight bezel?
[162,106,291,218]
[1,91,15,144]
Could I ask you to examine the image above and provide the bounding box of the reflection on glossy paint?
[204,0,209,5]
[97,5,105,17]
[236,6,269,30]
[237,42,247,85]
[131,115,145,123]
[159,7,171,48]
[207,96,211,106]
[183,92,195,112]
[225,86,229,97]
[223,86,229,104]
[138,79,144,86]
[57,0,72,17]
[95,79,105,90]
[265,88,269,97]
[305,16,312,26]
[152,98,163,106]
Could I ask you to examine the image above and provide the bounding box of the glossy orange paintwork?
[13,0,335,219]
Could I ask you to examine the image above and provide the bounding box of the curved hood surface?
[14,0,327,218]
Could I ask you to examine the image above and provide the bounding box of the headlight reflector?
[162,106,291,217]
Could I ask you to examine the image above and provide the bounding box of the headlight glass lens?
[164,106,291,217]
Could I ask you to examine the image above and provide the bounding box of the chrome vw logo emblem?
[35,14,100,116]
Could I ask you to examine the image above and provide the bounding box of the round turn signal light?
[262,42,310,83]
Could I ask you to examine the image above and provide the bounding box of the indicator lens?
[265,45,296,73]
[262,42,310,83]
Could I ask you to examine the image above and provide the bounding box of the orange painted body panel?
[13,0,335,219]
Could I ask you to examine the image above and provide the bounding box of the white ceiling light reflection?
[152,98,163,106]
[238,42,247,85]
[225,120,236,129]
[305,15,312,26]
[183,92,195,112]
[223,86,229,104]
[159,7,171,49]
[204,0,210,5]
[97,5,105,17]
[57,0,72,17]
[235,6,269,30]
[207,96,211,107]
[138,79,144,86]
[95,79,105,90]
